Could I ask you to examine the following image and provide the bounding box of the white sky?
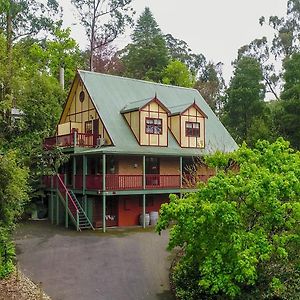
[60,0,287,83]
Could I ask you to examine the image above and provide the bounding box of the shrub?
[157,138,300,299]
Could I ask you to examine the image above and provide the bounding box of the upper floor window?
[185,122,200,137]
[145,118,162,135]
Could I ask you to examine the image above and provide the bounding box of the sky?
[60,0,287,83]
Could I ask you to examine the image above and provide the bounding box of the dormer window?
[145,118,162,135]
[185,122,200,137]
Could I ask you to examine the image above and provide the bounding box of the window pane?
[145,118,162,135]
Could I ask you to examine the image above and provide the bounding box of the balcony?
[43,174,212,191]
[43,132,100,150]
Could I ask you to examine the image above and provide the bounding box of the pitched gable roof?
[121,96,171,114]
[77,70,237,156]
[169,102,208,118]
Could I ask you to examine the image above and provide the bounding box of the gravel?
[0,270,51,300]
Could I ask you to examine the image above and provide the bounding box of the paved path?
[14,221,174,300]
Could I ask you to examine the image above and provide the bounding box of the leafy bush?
[157,138,300,299]
[0,151,29,278]
[0,229,15,278]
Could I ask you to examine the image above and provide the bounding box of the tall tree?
[194,62,225,114]
[275,52,300,149]
[71,0,134,71]
[260,0,300,59]
[0,0,61,94]
[164,33,207,76]
[223,57,265,145]
[121,7,169,82]
[238,37,280,100]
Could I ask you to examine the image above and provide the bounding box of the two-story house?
[43,70,237,231]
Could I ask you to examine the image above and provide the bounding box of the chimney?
[59,66,65,90]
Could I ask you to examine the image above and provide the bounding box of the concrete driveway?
[14,221,175,300]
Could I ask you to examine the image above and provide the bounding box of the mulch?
[0,270,51,300]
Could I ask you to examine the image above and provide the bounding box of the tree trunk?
[6,2,13,96]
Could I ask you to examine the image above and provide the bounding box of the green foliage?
[121,7,169,82]
[0,151,29,228]
[157,138,300,299]
[276,52,300,149]
[162,60,194,87]
[0,150,29,278]
[0,228,15,279]
[222,57,266,145]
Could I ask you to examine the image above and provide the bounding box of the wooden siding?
[180,106,205,148]
[60,76,112,145]
[123,111,140,142]
[169,115,180,144]
[140,101,168,146]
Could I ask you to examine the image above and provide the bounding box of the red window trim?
[185,121,200,137]
[145,117,163,135]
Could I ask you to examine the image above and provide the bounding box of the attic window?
[79,91,85,102]
[145,118,162,135]
[185,122,200,137]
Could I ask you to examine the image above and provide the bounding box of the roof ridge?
[78,69,198,92]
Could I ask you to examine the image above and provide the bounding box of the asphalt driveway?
[14,221,174,300]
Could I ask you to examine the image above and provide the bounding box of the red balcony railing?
[43,174,212,191]
[145,175,180,189]
[43,133,99,150]
[106,175,143,190]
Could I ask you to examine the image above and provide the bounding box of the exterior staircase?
[56,174,94,231]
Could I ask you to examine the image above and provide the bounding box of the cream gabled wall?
[59,76,112,145]
[140,101,168,146]
[123,111,140,141]
[169,115,180,144]
[180,106,205,148]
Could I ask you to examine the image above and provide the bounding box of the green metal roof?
[120,97,154,113]
[78,70,238,156]
[169,102,196,115]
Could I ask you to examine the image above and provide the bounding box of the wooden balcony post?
[102,153,106,233]
[142,194,146,229]
[180,156,183,189]
[142,155,146,189]
[83,155,87,194]
[73,130,77,147]
[72,156,76,190]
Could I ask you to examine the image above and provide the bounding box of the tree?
[27,26,84,90]
[162,60,194,88]
[222,57,266,145]
[71,0,134,71]
[0,0,61,93]
[157,138,300,299]
[194,62,225,114]
[275,52,300,149]
[121,7,169,82]
[238,37,280,100]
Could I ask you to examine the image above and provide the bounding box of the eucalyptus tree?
[71,0,134,71]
